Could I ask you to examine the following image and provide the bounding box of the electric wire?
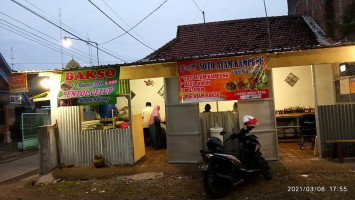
[23,0,130,65]
[0,23,91,64]
[0,11,93,60]
[23,0,99,64]
[100,0,151,46]
[101,0,151,46]
[0,19,93,63]
[192,0,203,13]
[88,0,155,51]
[0,16,94,63]
[23,0,88,40]
[0,25,91,64]
[191,0,205,23]
[100,0,168,45]
[10,0,127,63]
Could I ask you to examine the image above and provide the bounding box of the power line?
[88,0,155,51]
[24,0,100,65]
[10,0,127,63]
[192,0,205,23]
[23,0,88,40]
[192,0,203,12]
[100,0,168,45]
[100,0,152,46]
[0,11,94,62]
[0,24,91,64]
[0,18,93,62]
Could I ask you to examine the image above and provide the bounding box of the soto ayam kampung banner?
[58,67,120,106]
[178,55,268,103]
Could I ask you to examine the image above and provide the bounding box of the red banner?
[8,73,28,93]
[178,55,268,103]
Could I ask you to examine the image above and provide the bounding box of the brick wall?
[288,0,354,40]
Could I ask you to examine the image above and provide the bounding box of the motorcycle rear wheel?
[203,168,230,198]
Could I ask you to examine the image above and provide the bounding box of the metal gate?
[21,113,47,150]
[165,77,201,163]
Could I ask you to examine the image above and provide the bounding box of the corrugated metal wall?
[57,106,134,166]
[318,104,355,157]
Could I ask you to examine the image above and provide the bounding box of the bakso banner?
[58,67,120,106]
[178,55,268,103]
[8,73,28,93]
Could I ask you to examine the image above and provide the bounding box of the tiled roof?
[144,15,321,61]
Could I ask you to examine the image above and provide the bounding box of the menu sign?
[58,67,120,106]
[178,55,268,103]
[9,74,28,93]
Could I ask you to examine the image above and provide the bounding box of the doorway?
[272,65,318,162]
[129,77,168,163]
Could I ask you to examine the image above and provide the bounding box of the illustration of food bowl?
[225,81,238,91]
[61,81,72,91]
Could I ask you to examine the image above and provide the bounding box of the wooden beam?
[267,45,355,68]
[120,62,177,79]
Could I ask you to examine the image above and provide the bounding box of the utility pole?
[10,47,14,70]
[59,8,64,68]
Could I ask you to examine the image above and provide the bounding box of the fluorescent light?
[340,64,346,72]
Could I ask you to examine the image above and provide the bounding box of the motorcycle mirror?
[220,131,226,135]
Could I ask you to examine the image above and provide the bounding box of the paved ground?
[0,142,39,183]
[0,154,39,182]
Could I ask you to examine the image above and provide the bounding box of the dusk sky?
[0,0,288,71]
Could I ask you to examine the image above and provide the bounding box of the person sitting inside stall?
[204,104,211,113]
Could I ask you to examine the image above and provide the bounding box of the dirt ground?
[1,158,354,200]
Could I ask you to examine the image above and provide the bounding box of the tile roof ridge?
[302,15,331,45]
[142,37,179,60]
[177,15,302,28]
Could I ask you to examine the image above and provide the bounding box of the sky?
[0,0,288,71]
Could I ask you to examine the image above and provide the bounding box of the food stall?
[47,66,145,166]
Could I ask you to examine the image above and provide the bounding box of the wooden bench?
[325,139,355,163]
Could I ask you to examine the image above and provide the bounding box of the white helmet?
[242,115,258,129]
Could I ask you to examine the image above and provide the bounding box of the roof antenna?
[262,0,272,49]
[202,11,205,23]
[192,0,205,23]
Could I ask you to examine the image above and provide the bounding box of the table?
[276,113,314,138]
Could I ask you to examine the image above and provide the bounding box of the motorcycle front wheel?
[203,165,230,198]
[258,157,272,180]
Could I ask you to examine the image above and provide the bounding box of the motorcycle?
[200,118,272,198]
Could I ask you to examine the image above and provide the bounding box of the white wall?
[315,64,336,106]
[272,65,315,110]
[130,78,166,120]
